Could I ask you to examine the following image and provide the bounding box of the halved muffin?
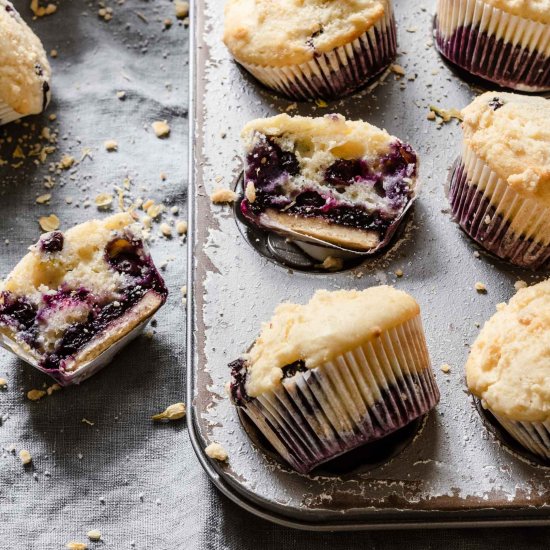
[229,287,439,474]
[240,114,418,252]
[0,0,51,124]
[0,213,167,385]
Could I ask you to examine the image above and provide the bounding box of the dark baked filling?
[241,133,417,236]
[0,234,167,371]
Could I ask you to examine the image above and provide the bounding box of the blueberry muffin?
[467,280,550,460]
[0,0,51,124]
[0,213,167,385]
[223,0,396,100]
[435,0,549,92]
[240,114,418,252]
[229,287,439,474]
[448,92,550,269]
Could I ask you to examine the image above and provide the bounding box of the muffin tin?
[187,0,550,529]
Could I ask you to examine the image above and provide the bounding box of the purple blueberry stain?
[489,97,504,111]
[40,231,64,253]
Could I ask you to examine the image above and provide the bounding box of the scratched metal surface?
[189,0,550,528]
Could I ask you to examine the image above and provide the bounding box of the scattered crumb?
[319,256,343,271]
[210,188,237,204]
[30,0,57,17]
[59,155,75,170]
[116,91,126,100]
[95,193,114,209]
[39,214,60,232]
[0,378,7,388]
[36,193,51,204]
[426,111,436,121]
[245,181,256,203]
[474,282,487,293]
[66,543,87,550]
[81,418,95,426]
[50,49,58,58]
[390,64,406,76]
[315,99,328,108]
[205,443,228,462]
[174,0,189,19]
[152,120,171,138]
[394,268,404,277]
[87,530,101,542]
[176,220,188,235]
[27,389,47,401]
[473,251,480,258]
[98,6,113,21]
[46,383,61,395]
[429,105,462,123]
[514,280,528,291]
[19,449,32,465]
[104,140,118,152]
[152,402,186,421]
[440,363,451,373]
[160,222,172,238]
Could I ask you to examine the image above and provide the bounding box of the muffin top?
[477,0,550,24]
[461,92,550,208]
[466,280,550,423]
[223,0,388,67]
[0,0,51,116]
[244,287,419,397]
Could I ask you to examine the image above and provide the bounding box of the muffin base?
[448,153,550,270]
[434,0,550,92]
[232,315,439,474]
[238,8,397,100]
[493,414,550,461]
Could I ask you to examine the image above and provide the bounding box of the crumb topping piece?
[152,120,171,138]
[210,188,237,204]
[152,402,186,421]
[19,449,32,465]
[205,442,228,461]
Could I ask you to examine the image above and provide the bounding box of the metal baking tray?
[186,0,550,530]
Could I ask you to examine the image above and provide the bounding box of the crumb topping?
[224,0,388,67]
[461,93,550,206]
[477,0,550,24]
[243,287,420,397]
[467,279,550,422]
[205,442,228,461]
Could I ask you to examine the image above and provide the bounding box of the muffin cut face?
[240,114,418,252]
[0,213,167,384]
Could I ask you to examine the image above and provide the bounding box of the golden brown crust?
[264,210,380,251]
[223,0,388,67]
[478,0,550,24]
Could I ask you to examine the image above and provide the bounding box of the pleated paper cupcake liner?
[0,100,26,126]
[239,8,397,101]
[448,146,550,269]
[236,315,439,474]
[435,0,550,92]
[493,413,550,461]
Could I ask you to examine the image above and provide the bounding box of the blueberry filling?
[229,358,309,407]
[242,135,417,235]
[489,97,504,111]
[0,235,167,371]
[40,231,64,253]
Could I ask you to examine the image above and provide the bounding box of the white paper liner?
[238,7,397,100]
[238,315,439,474]
[493,413,550,460]
[435,0,550,92]
[449,145,550,269]
[0,100,25,126]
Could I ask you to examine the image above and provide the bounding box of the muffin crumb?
[175,1,189,19]
[390,64,405,76]
[152,121,171,138]
[27,389,47,401]
[152,402,186,421]
[104,140,118,152]
[176,220,188,235]
[319,256,343,271]
[475,282,487,293]
[514,280,528,290]
[0,378,7,388]
[210,188,237,204]
[66,543,87,550]
[245,182,256,203]
[19,449,32,465]
[205,443,228,461]
[440,363,451,373]
[87,530,101,542]
[39,214,60,232]
[395,268,404,277]
[30,0,57,17]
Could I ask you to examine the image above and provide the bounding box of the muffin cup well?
[435,0,550,92]
[493,413,550,461]
[234,315,439,474]
[238,7,397,101]
[448,145,550,269]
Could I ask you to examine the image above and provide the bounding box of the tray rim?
[185,0,550,530]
